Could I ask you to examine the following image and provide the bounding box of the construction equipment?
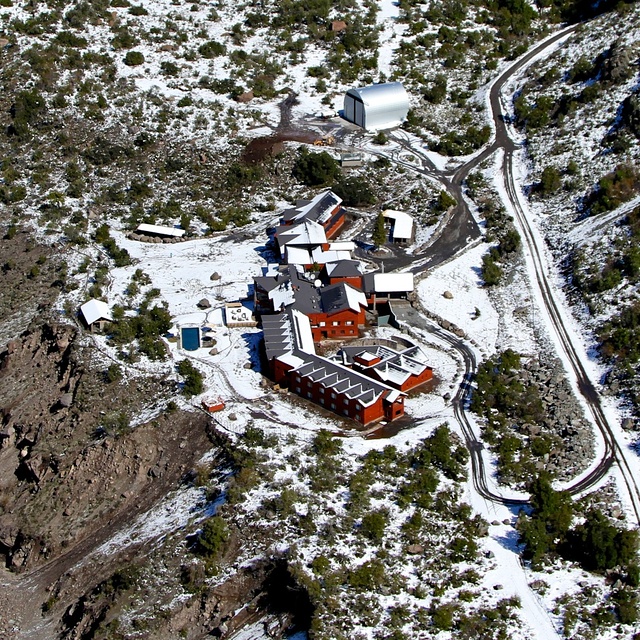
[313,135,335,146]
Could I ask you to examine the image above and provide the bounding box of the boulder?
[197,298,211,309]
[622,418,635,431]
[443,290,453,299]
[59,392,73,408]
[236,90,254,103]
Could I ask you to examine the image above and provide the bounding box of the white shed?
[343,82,410,131]
[80,299,112,332]
[382,210,414,243]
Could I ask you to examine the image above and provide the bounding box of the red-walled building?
[261,310,405,426]
[341,345,433,392]
[308,283,367,340]
[322,260,364,289]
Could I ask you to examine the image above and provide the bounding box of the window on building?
[343,410,349,416]
[307,392,312,399]
[332,321,339,326]
[356,403,361,410]
[319,387,325,394]
[319,321,326,327]
[296,387,301,393]
[331,392,336,399]
[345,321,353,326]
[331,403,336,409]
[344,398,349,405]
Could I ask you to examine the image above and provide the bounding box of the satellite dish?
[314,279,322,288]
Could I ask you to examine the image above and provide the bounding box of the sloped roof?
[325,260,363,278]
[310,246,352,265]
[282,190,342,225]
[291,309,315,353]
[285,246,313,265]
[80,299,112,326]
[277,220,327,248]
[320,283,367,315]
[290,353,403,408]
[262,313,295,360]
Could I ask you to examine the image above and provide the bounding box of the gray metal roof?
[344,82,410,130]
[262,313,294,360]
[325,260,362,278]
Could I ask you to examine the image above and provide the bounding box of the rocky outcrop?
[518,358,595,479]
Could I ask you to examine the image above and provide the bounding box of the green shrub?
[128,4,148,15]
[161,61,179,76]
[311,429,342,457]
[198,40,226,58]
[124,51,145,66]
[359,510,388,543]
[434,190,457,212]
[372,212,387,247]
[334,176,376,206]
[105,363,123,383]
[197,516,228,557]
[292,149,340,186]
[539,166,562,194]
[431,602,457,630]
[55,31,88,47]
[481,252,502,286]
[9,90,46,138]
[589,164,640,215]
[348,559,385,592]
[177,359,204,396]
[516,473,573,566]
[566,509,639,572]
[372,131,388,145]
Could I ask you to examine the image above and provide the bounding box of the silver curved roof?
[344,82,410,130]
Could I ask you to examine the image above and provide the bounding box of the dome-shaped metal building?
[343,82,410,131]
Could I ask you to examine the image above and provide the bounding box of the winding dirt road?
[365,24,640,521]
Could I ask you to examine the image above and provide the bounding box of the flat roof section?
[137,223,185,238]
[382,210,414,240]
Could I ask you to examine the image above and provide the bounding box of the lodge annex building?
[254,191,433,427]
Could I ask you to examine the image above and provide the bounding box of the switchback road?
[357,23,640,521]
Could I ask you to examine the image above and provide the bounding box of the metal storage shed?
[343,82,410,131]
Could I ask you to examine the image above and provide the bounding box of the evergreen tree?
[372,212,387,247]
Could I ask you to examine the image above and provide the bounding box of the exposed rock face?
[622,92,640,139]
[0,322,213,572]
[602,39,637,85]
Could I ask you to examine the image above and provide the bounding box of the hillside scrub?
[206,425,500,639]
[518,474,639,593]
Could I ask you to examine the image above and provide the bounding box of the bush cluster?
[176,359,204,397]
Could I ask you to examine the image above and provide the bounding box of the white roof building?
[371,272,414,293]
[277,220,327,258]
[343,82,410,131]
[80,299,112,327]
[382,210,414,242]
[136,223,185,238]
